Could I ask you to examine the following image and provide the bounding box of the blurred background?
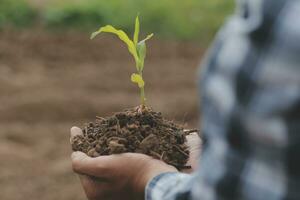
[0,0,234,199]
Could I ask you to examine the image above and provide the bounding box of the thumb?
[70,126,83,144]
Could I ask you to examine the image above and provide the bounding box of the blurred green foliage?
[44,0,234,41]
[0,0,234,41]
[0,0,36,28]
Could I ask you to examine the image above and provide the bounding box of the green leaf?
[131,73,145,88]
[136,33,153,71]
[137,41,146,71]
[139,33,154,43]
[133,15,140,47]
[90,25,139,63]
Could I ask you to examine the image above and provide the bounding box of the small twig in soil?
[180,165,192,169]
[96,116,106,120]
[184,129,199,135]
[173,145,189,157]
[85,126,88,136]
[160,151,165,160]
[168,161,191,170]
[150,150,163,159]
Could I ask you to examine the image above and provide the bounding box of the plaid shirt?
[146,0,300,199]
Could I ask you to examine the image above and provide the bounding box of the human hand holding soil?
[70,127,201,200]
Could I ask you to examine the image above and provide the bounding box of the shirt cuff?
[145,172,191,200]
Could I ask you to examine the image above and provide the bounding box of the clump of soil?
[71,106,192,169]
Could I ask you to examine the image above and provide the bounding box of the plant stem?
[137,60,146,107]
[140,86,146,106]
[138,69,146,106]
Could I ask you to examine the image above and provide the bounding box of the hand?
[70,127,177,200]
[70,127,201,200]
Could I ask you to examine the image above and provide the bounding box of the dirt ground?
[0,30,203,200]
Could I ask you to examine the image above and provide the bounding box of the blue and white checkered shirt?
[145,0,300,199]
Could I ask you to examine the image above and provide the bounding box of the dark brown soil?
[71,106,191,169]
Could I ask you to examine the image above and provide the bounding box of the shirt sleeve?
[145,172,196,200]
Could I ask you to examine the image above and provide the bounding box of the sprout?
[91,15,153,107]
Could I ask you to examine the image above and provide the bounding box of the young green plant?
[90,16,153,107]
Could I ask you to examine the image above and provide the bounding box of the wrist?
[134,161,177,198]
[145,172,192,200]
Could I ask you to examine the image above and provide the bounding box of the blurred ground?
[0,30,203,200]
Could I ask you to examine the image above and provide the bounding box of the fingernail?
[70,127,83,137]
[71,151,81,160]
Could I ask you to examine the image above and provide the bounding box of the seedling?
[72,15,192,169]
[91,15,153,107]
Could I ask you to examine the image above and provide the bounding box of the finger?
[70,126,83,143]
[71,151,111,178]
[185,132,202,171]
[78,175,111,199]
[79,174,109,185]
[186,132,202,154]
